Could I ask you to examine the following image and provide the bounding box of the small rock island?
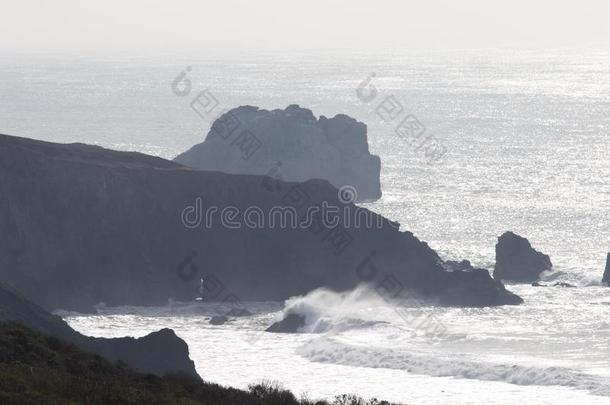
[174,105,382,202]
[494,231,553,283]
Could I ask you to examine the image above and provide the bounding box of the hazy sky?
[1,0,609,54]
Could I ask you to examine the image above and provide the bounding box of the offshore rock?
[174,105,381,202]
[602,252,610,285]
[266,314,306,333]
[494,232,553,283]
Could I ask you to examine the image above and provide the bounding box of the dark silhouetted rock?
[494,232,553,283]
[97,328,197,378]
[266,314,306,333]
[225,308,252,317]
[553,282,575,288]
[174,105,381,202]
[443,260,473,272]
[602,253,610,286]
[209,315,228,325]
[531,281,575,288]
[0,282,198,378]
[440,261,522,306]
[0,133,520,310]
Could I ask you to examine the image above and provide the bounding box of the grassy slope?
[0,323,401,405]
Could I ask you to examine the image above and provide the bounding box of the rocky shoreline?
[0,281,197,377]
[0,322,403,405]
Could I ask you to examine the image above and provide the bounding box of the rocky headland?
[0,133,521,312]
[0,282,197,377]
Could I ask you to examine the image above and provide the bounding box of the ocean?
[2,49,609,404]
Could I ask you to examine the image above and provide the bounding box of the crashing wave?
[277,285,431,334]
[297,337,610,397]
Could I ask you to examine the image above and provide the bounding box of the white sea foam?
[539,269,604,287]
[279,285,433,334]
[297,337,610,397]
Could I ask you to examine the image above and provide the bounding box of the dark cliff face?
[602,253,610,286]
[493,231,553,283]
[0,282,198,377]
[0,133,521,311]
[91,328,196,378]
[174,105,382,202]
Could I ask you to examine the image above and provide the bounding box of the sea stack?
[602,252,610,286]
[494,231,553,283]
[174,105,382,202]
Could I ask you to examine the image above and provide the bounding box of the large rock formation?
[0,133,520,311]
[0,282,198,377]
[494,231,553,283]
[602,252,610,286]
[174,105,382,202]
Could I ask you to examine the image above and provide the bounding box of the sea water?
[2,49,609,404]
